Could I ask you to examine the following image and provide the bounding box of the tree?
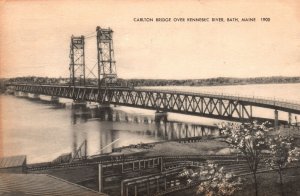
[221,121,271,196]
[265,135,300,196]
[178,162,242,196]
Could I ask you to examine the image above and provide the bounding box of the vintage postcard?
[0,0,299,195]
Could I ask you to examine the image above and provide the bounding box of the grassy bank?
[117,138,236,157]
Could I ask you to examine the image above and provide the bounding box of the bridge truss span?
[12,84,300,123]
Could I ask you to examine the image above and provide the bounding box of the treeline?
[2,76,300,88]
[0,79,6,92]
[121,76,300,86]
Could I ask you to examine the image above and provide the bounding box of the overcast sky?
[0,0,299,79]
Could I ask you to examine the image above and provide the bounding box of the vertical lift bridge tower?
[69,26,118,88]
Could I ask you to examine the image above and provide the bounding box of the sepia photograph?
[0,0,300,195]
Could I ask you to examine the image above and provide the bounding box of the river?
[1,83,300,163]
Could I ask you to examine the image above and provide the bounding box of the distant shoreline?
[137,81,300,88]
[1,76,300,88]
[121,76,300,87]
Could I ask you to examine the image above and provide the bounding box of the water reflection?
[70,105,219,156]
[3,93,220,162]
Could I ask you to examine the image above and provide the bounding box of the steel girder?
[14,85,252,122]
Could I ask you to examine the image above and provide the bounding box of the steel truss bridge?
[8,26,300,124]
[11,84,300,123]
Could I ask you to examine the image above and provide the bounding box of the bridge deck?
[9,84,300,122]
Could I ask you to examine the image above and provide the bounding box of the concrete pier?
[71,100,86,109]
[155,111,168,122]
[33,94,40,99]
[16,91,28,97]
[98,103,111,109]
[95,104,113,121]
[14,91,20,96]
[50,96,59,103]
[30,94,40,100]
[288,112,292,126]
[274,110,279,130]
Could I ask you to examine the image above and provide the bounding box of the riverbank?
[113,137,236,157]
[113,125,300,158]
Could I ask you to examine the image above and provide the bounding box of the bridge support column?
[98,103,110,109]
[98,104,113,121]
[14,91,20,96]
[288,112,292,126]
[71,100,86,109]
[155,111,168,122]
[18,92,28,97]
[274,110,279,130]
[50,96,59,103]
[33,94,39,99]
[30,94,40,100]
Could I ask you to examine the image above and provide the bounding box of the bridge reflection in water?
[70,105,220,155]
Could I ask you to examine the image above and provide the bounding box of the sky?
[0,0,300,79]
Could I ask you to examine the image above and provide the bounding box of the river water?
[1,83,300,163]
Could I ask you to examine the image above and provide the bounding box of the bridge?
[10,83,300,125]
[7,26,300,127]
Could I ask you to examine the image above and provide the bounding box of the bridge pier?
[98,103,111,109]
[33,94,39,99]
[288,112,292,126]
[155,111,168,122]
[29,93,40,100]
[274,110,279,130]
[71,100,86,109]
[14,91,20,96]
[50,96,59,103]
[97,104,113,121]
[16,91,28,97]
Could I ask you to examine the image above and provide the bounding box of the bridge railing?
[136,87,300,109]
